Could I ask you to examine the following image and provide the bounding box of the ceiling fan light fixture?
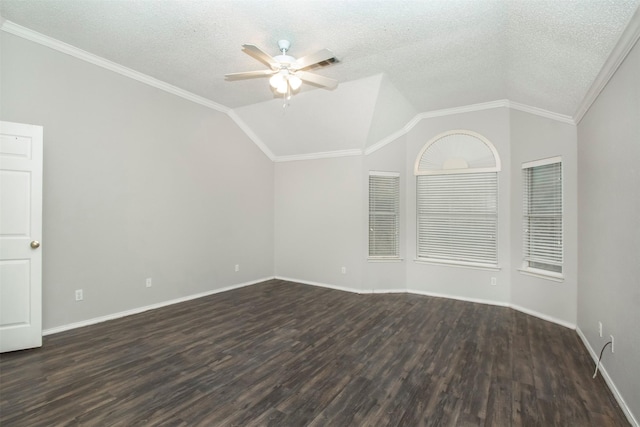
[275,80,289,94]
[269,71,286,89]
[288,75,302,91]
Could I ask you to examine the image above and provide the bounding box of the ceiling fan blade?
[225,69,275,80]
[242,44,280,69]
[296,71,338,89]
[292,49,336,70]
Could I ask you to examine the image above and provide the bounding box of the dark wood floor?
[0,279,628,426]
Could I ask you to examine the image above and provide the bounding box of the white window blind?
[522,158,563,274]
[417,172,498,266]
[369,172,400,258]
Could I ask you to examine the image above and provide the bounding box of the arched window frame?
[414,130,501,175]
[414,130,501,269]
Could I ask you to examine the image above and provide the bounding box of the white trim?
[365,100,575,156]
[369,170,400,177]
[365,100,509,156]
[273,149,362,162]
[0,21,228,113]
[42,277,274,336]
[415,166,499,176]
[226,110,276,160]
[414,129,502,174]
[509,303,575,329]
[414,258,501,272]
[518,268,564,283]
[364,115,423,155]
[1,18,584,162]
[508,101,575,125]
[274,279,576,331]
[367,257,404,262]
[0,20,277,162]
[407,288,510,308]
[576,327,639,427]
[522,156,562,170]
[574,6,640,124]
[372,288,408,294]
[274,276,371,294]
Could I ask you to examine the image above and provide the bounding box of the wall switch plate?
[146,278,152,288]
[235,264,239,272]
[610,335,614,353]
[491,277,497,286]
[75,289,83,301]
[341,267,346,274]
[598,321,603,337]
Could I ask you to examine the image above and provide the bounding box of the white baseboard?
[43,276,275,336]
[274,276,372,294]
[576,327,638,427]
[275,277,575,330]
[407,288,510,308]
[509,303,576,329]
[372,288,408,294]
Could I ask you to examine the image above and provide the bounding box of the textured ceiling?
[1,0,639,156]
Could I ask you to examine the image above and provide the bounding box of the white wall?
[404,108,512,305]
[0,33,274,330]
[274,156,364,290]
[510,110,578,327]
[577,39,640,422]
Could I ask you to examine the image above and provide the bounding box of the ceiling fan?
[225,40,338,98]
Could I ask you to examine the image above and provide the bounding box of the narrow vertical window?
[522,157,563,276]
[369,172,400,258]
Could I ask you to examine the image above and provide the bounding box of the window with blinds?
[369,172,400,258]
[522,157,563,275]
[417,172,498,265]
[414,130,501,268]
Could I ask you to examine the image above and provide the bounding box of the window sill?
[414,258,501,272]
[518,268,564,283]
[368,257,404,263]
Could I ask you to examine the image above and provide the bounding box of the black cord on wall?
[592,341,612,379]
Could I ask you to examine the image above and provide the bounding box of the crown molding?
[273,149,363,163]
[226,111,276,160]
[0,20,229,113]
[7,12,632,161]
[365,99,577,156]
[574,5,640,124]
[508,101,575,125]
[365,100,510,155]
[0,19,277,161]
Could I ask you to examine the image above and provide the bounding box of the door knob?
[30,240,40,249]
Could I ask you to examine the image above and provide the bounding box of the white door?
[0,121,43,352]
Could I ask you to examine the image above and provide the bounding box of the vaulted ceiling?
[1,0,639,158]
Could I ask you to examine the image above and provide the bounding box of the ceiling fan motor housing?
[277,39,291,53]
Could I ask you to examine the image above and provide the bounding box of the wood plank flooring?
[0,279,629,426]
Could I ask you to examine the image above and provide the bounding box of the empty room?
[1,0,639,425]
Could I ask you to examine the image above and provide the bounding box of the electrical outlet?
[491,277,497,286]
[146,278,152,288]
[598,321,603,337]
[235,264,240,272]
[75,289,83,301]
[610,335,614,353]
[341,267,346,274]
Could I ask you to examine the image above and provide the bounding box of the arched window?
[415,130,501,268]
